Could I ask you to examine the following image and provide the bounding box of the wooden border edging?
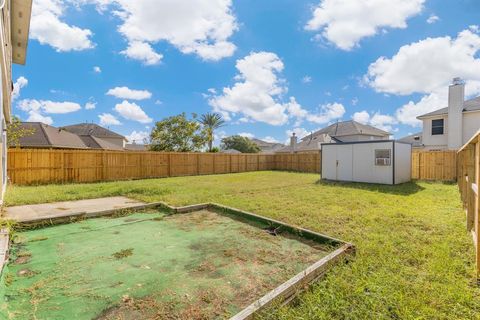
[230,244,352,320]
[0,229,9,274]
[6,200,355,317]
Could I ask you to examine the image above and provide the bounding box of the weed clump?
[112,248,134,259]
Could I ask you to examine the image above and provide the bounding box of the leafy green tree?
[7,116,35,147]
[221,135,260,153]
[199,112,225,152]
[149,113,207,152]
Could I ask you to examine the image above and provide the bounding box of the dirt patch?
[96,290,229,320]
[14,255,31,265]
[112,248,134,259]
[17,268,38,278]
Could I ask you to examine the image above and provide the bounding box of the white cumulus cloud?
[353,110,396,132]
[18,99,82,114]
[262,136,280,143]
[26,111,53,125]
[99,113,121,126]
[305,0,424,50]
[12,76,28,101]
[238,132,254,139]
[126,130,149,144]
[31,0,94,51]
[209,52,289,125]
[426,14,439,24]
[120,41,163,65]
[92,0,237,63]
[307,102,345,124]
[209,52,345,126]
[285,127,311,143]
[106,86,152,100]
[85,102,96,110]
[366,29,480,95]
[365,29,480,126]
[114,100,152,123]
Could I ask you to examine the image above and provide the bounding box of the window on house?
[375,149,391,166]
[431,119,444,135]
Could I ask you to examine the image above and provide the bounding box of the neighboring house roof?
[311,120,390,139]
[276,133,332,153]
[62,123,126,140]
[125,143,149,151]
[220,149,241,154]
[417,96,480,119]
[276,120,389,153]
[250,138,285,153]
[17,122,89,149]
[398,132,423,148]
[79,135,125,151]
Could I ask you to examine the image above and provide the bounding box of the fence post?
[168,153,172,177]
[196,153,200,175]
[475,139,480,278]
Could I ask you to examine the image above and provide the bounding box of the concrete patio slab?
[3,197,147,223]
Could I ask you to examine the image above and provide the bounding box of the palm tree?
[200,112,225,152]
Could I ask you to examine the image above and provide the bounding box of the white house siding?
[463,112,480,144]
[352,142,393,184]
[394,142,412,184]
[322,141,410,185]
[421,115,448,150]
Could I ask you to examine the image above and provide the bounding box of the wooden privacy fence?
[8,149,458,185]
[457,131,480,277]
[7,149,321,185]
[411,150,457,181]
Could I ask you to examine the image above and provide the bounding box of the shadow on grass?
[315,179,425,195]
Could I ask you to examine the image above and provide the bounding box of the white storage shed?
[321,140,411,185]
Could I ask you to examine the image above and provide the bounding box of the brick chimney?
[290,132,297,153]
[447,77,465,150]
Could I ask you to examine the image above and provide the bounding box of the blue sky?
[12,0,480,145]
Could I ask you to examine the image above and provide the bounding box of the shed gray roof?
[62,123,126,140]
[398,132,423,148]
[417,96,480,118]
[308,120,390,139]
[17,123,89,149]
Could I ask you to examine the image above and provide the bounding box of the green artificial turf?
[4,171,480,319]
[1,209,331,319]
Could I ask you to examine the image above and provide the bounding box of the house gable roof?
[79,135,125,151]
[417,96,480,119]
[62,123,126,140]
[250,138,285,152]
[306,120,390,140]
[17,123,89,149]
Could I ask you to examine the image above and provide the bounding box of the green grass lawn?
[5,171,480,319]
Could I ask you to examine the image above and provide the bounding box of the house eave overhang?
[417,113,448,120]
[11,0,32,65]
[417,108,480,120]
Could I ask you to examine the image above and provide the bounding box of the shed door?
[336,145,353,181]
[322,146,337,180]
